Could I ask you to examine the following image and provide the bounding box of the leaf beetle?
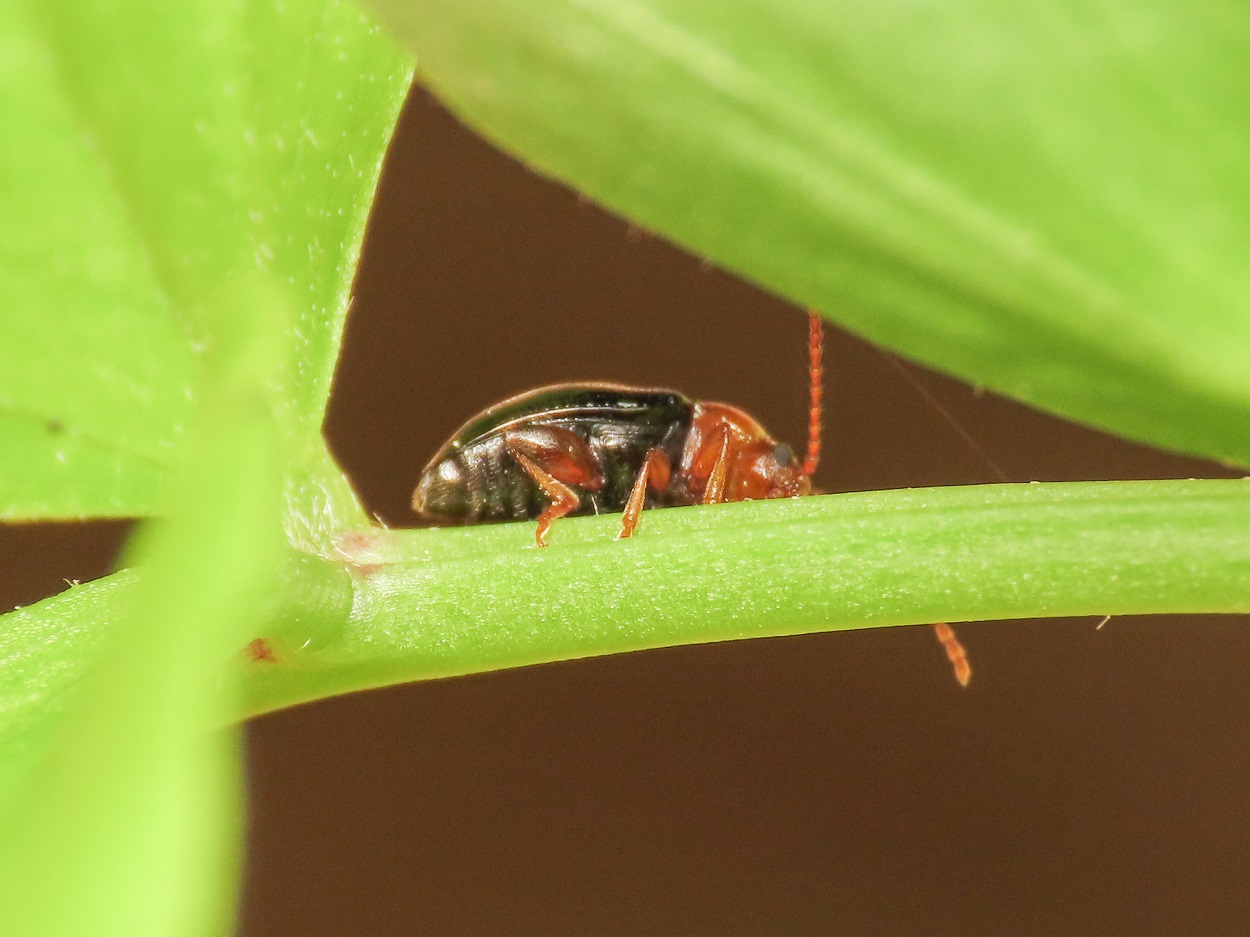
[412,312,970,685]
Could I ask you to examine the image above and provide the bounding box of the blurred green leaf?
[0,572,137,809]
[0,0,412,528]
[368,0,1250,465]
[0,549,354,812]
[0,1,414,933]
[0,292,287,937]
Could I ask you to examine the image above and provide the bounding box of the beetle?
[412,312,970,686]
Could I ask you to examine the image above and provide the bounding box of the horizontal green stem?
[239,478,1250,718]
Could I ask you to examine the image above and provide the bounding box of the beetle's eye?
[773,443,793,467]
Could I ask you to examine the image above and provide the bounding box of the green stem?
[239,478,1250,719]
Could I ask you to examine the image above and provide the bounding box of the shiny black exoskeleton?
[413,383,694,523]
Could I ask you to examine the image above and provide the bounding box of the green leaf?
[240,479,1250,717]
[0,0,412,526]
[0,291,287,937]
[366,0,1250,466]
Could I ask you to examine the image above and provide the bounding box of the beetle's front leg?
[701,424,732,504]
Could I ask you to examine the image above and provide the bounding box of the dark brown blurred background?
[4,86,1250,936]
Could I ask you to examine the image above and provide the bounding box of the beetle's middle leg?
[617,448,672,540]
[503,427,603,547]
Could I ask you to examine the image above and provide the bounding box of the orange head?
[734,435,812,499]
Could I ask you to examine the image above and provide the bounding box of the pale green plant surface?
[239,479,1250,718]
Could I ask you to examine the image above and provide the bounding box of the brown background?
[3,87,1250,936]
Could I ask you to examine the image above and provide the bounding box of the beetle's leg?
[702,424,732,504]
[504,427,603,490]
[617,448,672,540]
[503,427,603,547]
[933,623,972,687]
[509,450,581,547]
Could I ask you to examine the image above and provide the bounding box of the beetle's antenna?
[802,311,823,477]
[934,623,972,687]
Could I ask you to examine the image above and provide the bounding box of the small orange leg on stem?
[617,448,672,539]
[510,450,582,547]
[933,623,971,687]
[504,427,603,547]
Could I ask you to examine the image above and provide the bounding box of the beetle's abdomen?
[414,384,693,525]
[414,434,548,522]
